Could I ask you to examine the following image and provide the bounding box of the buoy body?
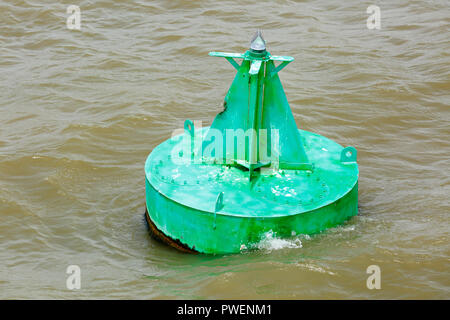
[144,33,359,254]
[145,127,358,254]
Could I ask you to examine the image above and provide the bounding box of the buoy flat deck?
[145,127,358,218]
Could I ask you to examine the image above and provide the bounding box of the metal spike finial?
[250,30,266,51]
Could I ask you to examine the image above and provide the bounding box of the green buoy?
[145,32,359,254]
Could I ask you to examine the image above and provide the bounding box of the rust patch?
[144,208,198,254]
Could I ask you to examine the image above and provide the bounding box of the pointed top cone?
[250,30,266,52]
[203,32,311,178]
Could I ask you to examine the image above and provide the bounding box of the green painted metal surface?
[144,32,359,254]
[203,31,311,180]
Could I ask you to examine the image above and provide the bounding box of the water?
[0,0,449,299]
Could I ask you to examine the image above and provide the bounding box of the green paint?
[203,34,311,179]
[144,33,359,254]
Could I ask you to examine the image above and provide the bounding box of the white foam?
[295,263,337,275]
[253,230,303,251]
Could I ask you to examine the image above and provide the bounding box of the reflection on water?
[0,0,448,299]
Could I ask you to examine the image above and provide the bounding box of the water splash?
[250,230,303,252]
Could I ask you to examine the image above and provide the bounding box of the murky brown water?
[0,0,449,299]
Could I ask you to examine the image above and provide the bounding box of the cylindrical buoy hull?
[145,175,358,254]
[145,128,358,254]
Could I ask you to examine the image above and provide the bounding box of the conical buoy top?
[204,33,312,180]
[250,30,266,52]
